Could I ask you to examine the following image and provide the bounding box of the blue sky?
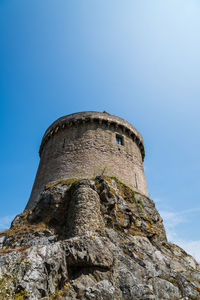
[1,0,200,260]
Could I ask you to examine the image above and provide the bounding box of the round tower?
[26,111,148,210]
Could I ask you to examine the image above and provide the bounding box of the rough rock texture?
[0,177,200,299]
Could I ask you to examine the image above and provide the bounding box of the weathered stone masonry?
[26,111,148,209]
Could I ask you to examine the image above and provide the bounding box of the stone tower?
[26,111,148,210]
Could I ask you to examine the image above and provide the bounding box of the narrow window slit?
[63,138,66,148]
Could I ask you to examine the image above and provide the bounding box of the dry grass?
[45,177,80,190]
[0,245,29,254]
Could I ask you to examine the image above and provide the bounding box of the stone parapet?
[39,111,145,161]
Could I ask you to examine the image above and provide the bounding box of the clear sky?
[1,0,200,260]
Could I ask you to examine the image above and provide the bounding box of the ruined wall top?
[39,111,145,160]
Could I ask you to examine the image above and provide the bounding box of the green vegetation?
[49,282,71,299]
[0,272,12,297]
[109,176,131,190]
[109,176,136,203]
[136,198,144,213]
[13,289,30,300]
[45,178,80,190]
[0,273,30,299]
[131,190,135,202]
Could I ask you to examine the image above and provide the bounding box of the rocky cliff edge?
[0,177,200,299]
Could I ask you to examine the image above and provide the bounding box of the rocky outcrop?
[0,177,200,299]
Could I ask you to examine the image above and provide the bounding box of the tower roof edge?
[39,111,145,160]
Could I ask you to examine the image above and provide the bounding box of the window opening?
[63,138,66,149]
[116,134,124,146]
[135,173,138,189]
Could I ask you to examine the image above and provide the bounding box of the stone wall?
[26,112,148,209]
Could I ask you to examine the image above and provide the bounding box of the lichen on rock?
[0,177,200,299]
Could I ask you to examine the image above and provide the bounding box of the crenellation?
[39,113,146,160]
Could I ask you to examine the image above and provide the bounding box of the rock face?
[0,177,200,299]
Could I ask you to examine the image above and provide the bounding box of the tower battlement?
[26,111,148,210]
